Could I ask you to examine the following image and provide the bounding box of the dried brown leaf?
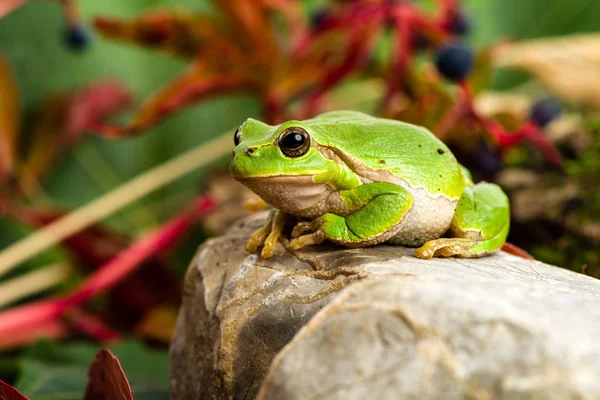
[85,350,134,400]
[493,34,600,109]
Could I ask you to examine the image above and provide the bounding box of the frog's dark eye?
[279,127,311,157]
[234,127,242,147]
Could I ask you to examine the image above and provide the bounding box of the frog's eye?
[278,127,311,158]
[234,127,242,147]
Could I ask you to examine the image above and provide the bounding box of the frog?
[229,110,509,260]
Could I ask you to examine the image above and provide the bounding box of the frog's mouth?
[234,175,333,219]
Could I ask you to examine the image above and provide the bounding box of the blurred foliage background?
[0,0,599,398]
[2,0,600,233]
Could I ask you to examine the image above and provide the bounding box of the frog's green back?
[304,111,465,199]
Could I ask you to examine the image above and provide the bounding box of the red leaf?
[85,350,134,400]
[0,0,29,19]
[0,196,215,347]
[4,201,182,328]
[0,381,29,400]
[95,64,255,136]
[0,319,66,351]
[64,80,132,142]
[20,80,132,193]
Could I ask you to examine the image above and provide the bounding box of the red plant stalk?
[67,80,133,142]
[93,77,252,137]
[501,242,534,260]
[293,1,368,54]
[0,195,215,343]
[458,82,562,165]
[0,319,66,350]
[517,121,562,165]
[380,6,416,113]
[0,0,29,18]
[67,308,120,342]
[302,23,381,118]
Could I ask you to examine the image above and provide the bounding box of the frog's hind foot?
[415,238,479,259]
[415,183,510,260]
[291,219,320,238]
[289,218,326,250]
[246,210,288,259]
[289,230,326,251]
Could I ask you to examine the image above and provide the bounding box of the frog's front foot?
[246,209,288,259]
[289,218,326,250]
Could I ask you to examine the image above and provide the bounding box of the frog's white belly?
[387,184,458,247]
[238,175,334,218]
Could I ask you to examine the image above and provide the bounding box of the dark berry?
[472,140,504,177]
[448,11,471,36]
[309,8,331,29]
[64,24,90,51]
[530,98,561,127]
[434,42,474,82]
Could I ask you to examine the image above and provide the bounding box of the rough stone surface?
[170,212,600,400]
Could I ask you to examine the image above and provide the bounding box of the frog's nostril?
[246,147,256,155]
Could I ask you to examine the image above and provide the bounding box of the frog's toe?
[260,226,284,259]
[246,227,270,253]
[291,219,320,238]
[415,238,475,259]
[290,230,326,251]
[246,210,290,259]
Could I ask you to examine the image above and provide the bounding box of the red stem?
[381,5,416,113]
[301,13,382,118]
[460,82,562,165]
[0,195,215,342]
[0,0,29,18]
[501,242,534,260]
[67,308,120,342]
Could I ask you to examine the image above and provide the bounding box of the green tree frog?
[230,110,509,259]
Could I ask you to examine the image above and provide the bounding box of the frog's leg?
[290,182,413,250]
[415,182,509,259]
[246,209,288,259]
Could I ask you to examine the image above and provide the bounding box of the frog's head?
[229,118,334,180]
[229,118,336,217]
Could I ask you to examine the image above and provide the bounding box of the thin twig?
[0,130,233,277]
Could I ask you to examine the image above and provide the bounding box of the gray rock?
[170,212,600,400]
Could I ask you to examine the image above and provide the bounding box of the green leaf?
[15,340,169,400]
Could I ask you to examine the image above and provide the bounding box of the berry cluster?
[303,0,562,165]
